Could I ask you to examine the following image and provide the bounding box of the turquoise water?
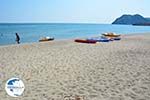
[0,23,150,45]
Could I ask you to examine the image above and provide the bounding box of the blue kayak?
[87,37,109,42]
[113,37,121,41]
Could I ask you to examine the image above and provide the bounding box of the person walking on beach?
[15,33,20,44]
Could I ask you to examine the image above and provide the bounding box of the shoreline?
[0,32,150,48]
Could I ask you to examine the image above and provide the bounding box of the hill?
[112,14,150,25]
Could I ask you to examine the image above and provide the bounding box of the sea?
[0,23,150,45]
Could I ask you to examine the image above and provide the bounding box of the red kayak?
[74,39,97,44]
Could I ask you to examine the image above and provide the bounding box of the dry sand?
[0,34,150,100]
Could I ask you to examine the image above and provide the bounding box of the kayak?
[102,33,121,37]
[103,36,121,41]
[87,37,109,42]
[39,37,54,42]
[74,39,97,44]
[113,37,121,40]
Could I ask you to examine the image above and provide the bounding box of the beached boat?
[74,39,96,44]
[104,36,121,41]
[102,32,121,37]
[106,37,114,41]
[39,37,54,42]
[113,37,121,40]
[87,37,110,42]
[101,36,114,41]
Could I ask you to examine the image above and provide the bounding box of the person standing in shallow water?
[15,33,20,44]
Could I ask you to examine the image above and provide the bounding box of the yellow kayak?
[102,33,121,37]
[39,37,54,42]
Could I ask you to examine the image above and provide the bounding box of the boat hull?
[87,37,110,42]
[75,39,96,44]
[39,37,54,42]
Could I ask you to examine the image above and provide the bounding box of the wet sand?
[0,34,150,100]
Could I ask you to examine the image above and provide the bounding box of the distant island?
[112,14,150,26]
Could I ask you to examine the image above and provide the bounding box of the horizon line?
[0,22,111,24]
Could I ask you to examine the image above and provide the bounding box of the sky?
[0,0,149,23]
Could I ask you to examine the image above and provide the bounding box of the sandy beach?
[0,34,150,100]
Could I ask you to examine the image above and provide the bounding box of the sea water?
[0,23,150,45]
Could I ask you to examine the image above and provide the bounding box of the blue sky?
[0,0,149,23]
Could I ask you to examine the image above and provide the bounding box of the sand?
[0,34,150,100]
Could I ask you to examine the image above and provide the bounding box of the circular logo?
[5,77,25,97]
